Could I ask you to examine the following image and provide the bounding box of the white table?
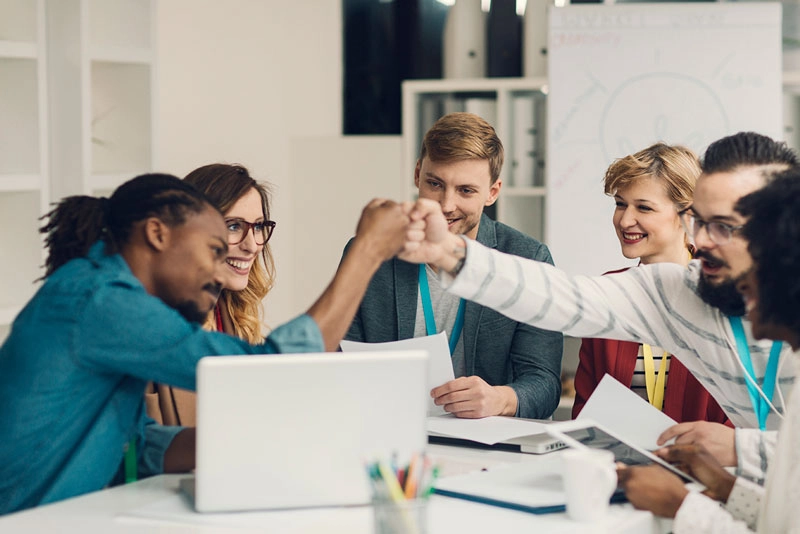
[0,444,666,533]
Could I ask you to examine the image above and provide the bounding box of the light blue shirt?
[0,242,324,514]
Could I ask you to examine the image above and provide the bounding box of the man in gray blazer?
[342,112,563,419]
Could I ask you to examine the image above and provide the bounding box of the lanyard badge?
[641,344,668,411]
[729,316,782,431]
[419,265,465,355]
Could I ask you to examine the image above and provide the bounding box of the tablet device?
[545,419,702,485]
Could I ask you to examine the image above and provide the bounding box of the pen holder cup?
[372,498,429,534]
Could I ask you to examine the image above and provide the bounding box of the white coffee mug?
[561,449,617,522]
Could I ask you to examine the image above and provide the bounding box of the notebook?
[186,350,428,513]
[432,451,630,515]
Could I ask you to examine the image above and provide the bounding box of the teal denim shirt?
[0,242,323,514]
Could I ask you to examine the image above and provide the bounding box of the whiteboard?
[546,3,782,276]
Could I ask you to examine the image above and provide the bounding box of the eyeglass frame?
[225,217,276,245]
[678,208,744,246]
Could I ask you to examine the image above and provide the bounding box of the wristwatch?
[448,241,467,277]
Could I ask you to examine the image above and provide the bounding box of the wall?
[288,136,405,315]
[155,0,344,325]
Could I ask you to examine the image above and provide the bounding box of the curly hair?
[737,171,800,337]
[40,173,213,278]
[184,164,276,343]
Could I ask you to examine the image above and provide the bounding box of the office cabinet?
[0,0,48,337]
[0,0,155,342]
[47,0,155,199]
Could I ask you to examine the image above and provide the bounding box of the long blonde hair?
[184,164,276,343]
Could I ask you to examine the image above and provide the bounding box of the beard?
[444,210,481,239]
[174,300,212,324]
[698,275,746,317]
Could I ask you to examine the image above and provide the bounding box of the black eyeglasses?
[679,209,743,246]
[225,218,276,245]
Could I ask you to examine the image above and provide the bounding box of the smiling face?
[612,177,687,265]
[221,187,265,292]
[151,205,229,323]
[414,157,501,240]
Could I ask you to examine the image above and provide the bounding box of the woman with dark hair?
[147,164,278,426]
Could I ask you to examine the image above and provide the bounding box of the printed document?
[577,373,677,450]
[340,332,454,415]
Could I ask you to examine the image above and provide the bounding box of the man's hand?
[400,198,463,271]
[616,464,688,518]
[353,199,411,263]
[654,444,737,502]
[657,421,737,466]
[430,376,518,418]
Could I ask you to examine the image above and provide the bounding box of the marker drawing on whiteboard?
[553,160,581,191]
[552,75,606,144]
[598,71,730,161]
[711,52,735,80]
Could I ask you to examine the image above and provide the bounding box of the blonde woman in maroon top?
[572,143,731,425]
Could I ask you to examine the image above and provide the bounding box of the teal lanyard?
[419,264,465,355]
[728,316,782,431]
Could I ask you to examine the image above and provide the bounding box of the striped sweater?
[443,238,797,482]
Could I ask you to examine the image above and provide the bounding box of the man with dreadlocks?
[0,173,412,514]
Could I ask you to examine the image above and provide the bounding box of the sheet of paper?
[577,373,677,450]
[427,415,547,445]
[340,332,454,415]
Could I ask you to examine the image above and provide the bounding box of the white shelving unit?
[403,78,548,241]
[0,0,49,340]
[0,0,155,343]
[47,0,155,200]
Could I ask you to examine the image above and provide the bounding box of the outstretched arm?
[402,198,696,345]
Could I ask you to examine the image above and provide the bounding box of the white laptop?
[185,350,428,513]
